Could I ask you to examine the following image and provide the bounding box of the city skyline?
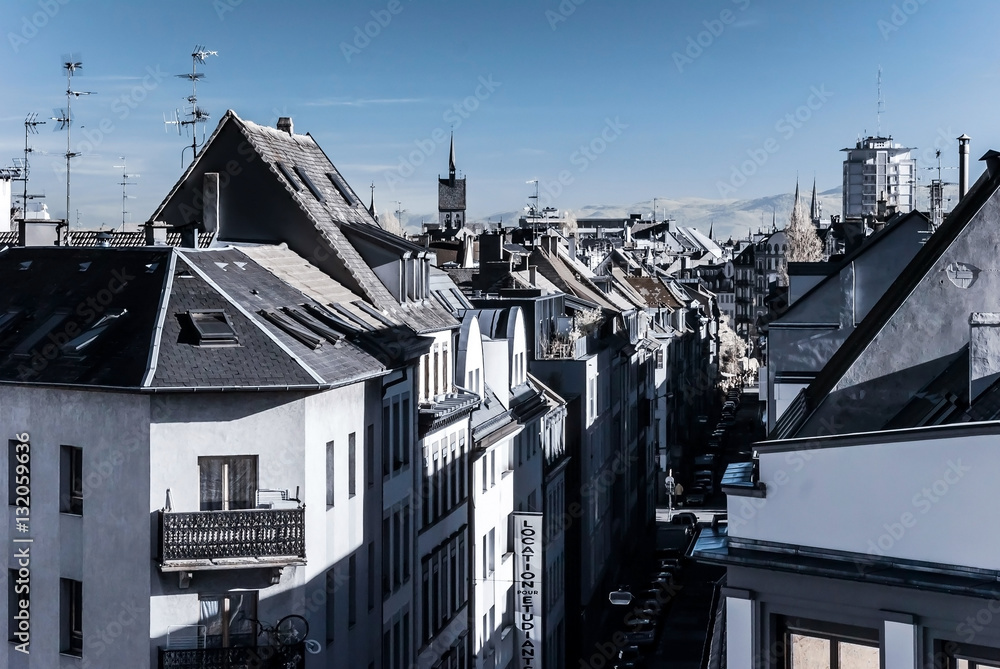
[0,0,996,229]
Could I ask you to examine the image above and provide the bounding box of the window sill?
[501,469,512,479]
[500,624,515,640]
[501,551,514,564]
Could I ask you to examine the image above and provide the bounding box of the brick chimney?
[277,117,294,135]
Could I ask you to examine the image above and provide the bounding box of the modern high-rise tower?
[841,136,915,218]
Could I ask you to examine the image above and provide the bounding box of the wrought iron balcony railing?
[158,507,306,571]
[160,643,305,669]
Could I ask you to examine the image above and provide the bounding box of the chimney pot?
[277,117,294,135]
[958,134,971,200]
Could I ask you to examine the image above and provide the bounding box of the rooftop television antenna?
[53,56,95,243]
[113,156,139,232]
[18,113,46,218]
[165,45,217,167]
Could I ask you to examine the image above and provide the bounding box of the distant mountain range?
[398,184,958,241]
[466,188,844,243]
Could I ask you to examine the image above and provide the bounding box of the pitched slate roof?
[150,254,321,389]
[0,247,169,387]
[151,110,459,335]
[0,246,385,391]
[438,178,466,211]
[178,248,385,386]
[624,277,684,309]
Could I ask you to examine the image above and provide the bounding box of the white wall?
[0,387,151,669]
[732,429,998,571]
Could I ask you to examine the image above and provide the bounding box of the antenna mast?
[876,66,884,137]
[166,45,217,167]
[53,57,94,244]
[113,156,139,232]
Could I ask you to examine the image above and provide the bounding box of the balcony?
[541,332,588,360]
[160,643,305,669]
[158,507,306,571]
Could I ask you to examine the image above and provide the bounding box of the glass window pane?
[838,642,879,669]
[790,633,830,669]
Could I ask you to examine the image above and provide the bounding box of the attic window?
[0,309,23,335]
[282,305,342,342]
[18,262,31,271]
[275,162,301,191]
[258,309,323,349]
[188,310,239,346]
[326,172,360,206]
[293,166,325,202]
[13,311,69,356]
[61,308,127,354]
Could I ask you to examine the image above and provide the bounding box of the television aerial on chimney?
[164,45,217,167]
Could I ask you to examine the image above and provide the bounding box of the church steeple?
[448,132,457,184]
[438,132,466,231]
[810,177,821,226]
[368,182,378,224]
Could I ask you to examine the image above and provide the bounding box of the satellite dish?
[304,639,322,654]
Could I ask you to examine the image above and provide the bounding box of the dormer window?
[187,310,239,347]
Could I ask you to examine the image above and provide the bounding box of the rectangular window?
[782,616,879,669]
[199,456,257,511]
[326,569,337,644]
[200,592,257,648]
[488,528,495,575]
[348,553,357,627]
[392,400,401,472]
[402,397,411,467]
[432,557,440,632]
[368,541,375,612]
[348,433,357,498]
[458,534,466,605]
[60,578,83,656]
[458,434,466,501]
[402,504,411,582]
[382,516,390,598]
[490,451,495,488]
[366,424,375,488]
[421,560,430,641]
[326,440,335,506]
[382,404,390,477]
[59,445,83,515]
[392,510,402,589]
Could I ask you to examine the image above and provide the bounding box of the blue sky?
[1,0,998,229]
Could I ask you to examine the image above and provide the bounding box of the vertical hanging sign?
[514,512,543,669]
